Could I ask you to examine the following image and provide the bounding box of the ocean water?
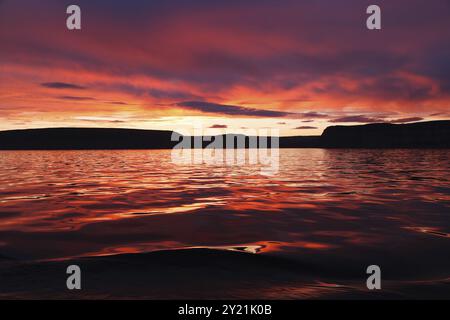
[0,149,449,298]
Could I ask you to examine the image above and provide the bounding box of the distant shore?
[0,120,449,150]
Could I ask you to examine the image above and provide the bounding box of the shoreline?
[0,121,449,150]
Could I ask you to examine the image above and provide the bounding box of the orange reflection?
[0,149,449,262]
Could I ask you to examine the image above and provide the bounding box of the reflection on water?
[0,149,449,297]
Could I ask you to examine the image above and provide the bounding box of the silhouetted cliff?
[321,121,450,148]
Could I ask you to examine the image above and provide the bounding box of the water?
[0,149,449,298]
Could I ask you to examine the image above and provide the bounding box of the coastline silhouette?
[0,120,448,149]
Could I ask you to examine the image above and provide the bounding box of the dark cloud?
[148,88,197,100]
[301,111,328,118]
[209,124,228,129]
[107,101,129,105]
[295,126,317,130]
[41,82,86,90]
[102,83,199,101]
[429,112,449,117]
[175,101,331,119]
[413,43,450,95]
[277,122,287,125]
[57,96,131,106]
[12,2,428,96]
[357,77,435,101]
[176,101,294,117]
[329,115,384,123]
[57,96,95,101]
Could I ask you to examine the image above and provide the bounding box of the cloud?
[147,88,197,100]
[108,101,128,105]
[74,116,126,123]
[355,76,435,101]
[57,96,95,101]
[209,124,228,129]
[41,82,86,90]
[1,0,448,131]
[175,101,331,119]
[300,112,328,119]
[176,101,294,117]
[329,115,384,123]
[295,126,317,129]
[389,117,423,124]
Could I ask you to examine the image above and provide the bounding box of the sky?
[1,0,449,136]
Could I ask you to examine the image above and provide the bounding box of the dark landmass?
[321,120,450,148]
[0,128,177,150]
[0,121,448,149]
[279,135,322,148]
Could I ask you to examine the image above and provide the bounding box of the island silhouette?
[0,120,448,149]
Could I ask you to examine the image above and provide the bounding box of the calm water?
[0,149,449,298]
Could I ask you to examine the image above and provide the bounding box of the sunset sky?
[1,0,449,136]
